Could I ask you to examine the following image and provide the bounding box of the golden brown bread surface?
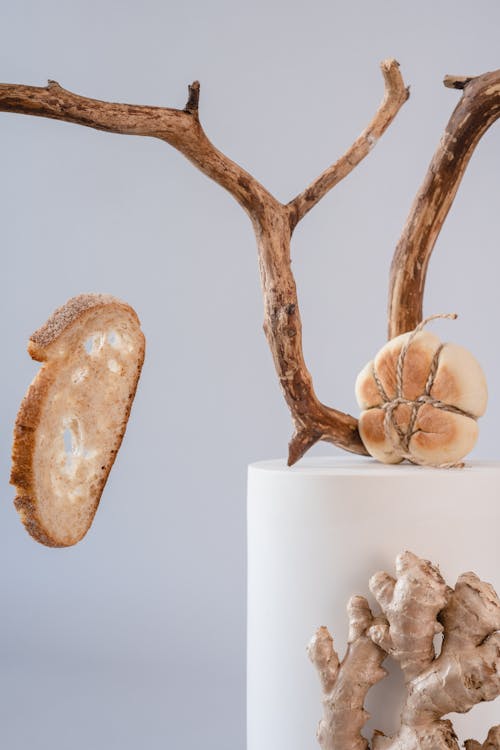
[355,330,487,466]
[10,294,145,547]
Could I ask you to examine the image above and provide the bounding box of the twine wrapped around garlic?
[355,314,488,467]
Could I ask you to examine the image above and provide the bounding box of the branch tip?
[288,57,408,225]
[287,428,321,466]
[380,58,400,77]
[185,80,200,113]
[380,58,408,100]
[443,74,475,90]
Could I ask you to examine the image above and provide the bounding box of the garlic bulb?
[355,324,487,467]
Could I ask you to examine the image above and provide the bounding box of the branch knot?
[184,80,200,114]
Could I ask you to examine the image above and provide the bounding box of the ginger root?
[309,552,500,750]
[307,597,386,750]
[465,727,500,750]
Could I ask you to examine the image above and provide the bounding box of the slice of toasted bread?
[11,294,145,547]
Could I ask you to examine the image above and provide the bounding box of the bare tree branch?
[0,79,275,217]
[388,69,500,339]
[288,59,409,227]
[0,64,408,463]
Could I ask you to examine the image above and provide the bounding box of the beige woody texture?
[0,62,498,465]
[308,552,500,750]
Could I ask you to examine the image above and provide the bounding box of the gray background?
[1,1,499,748]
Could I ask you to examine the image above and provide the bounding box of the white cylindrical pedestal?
[247,457,500,750]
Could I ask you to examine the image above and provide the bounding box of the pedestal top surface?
[249,456,500,477]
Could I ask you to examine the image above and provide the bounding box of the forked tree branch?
[388,68,500,338]
[0,61,407,464]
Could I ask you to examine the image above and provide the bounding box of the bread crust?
[28,293,138,359]
[10,294,145,547]
[355,331,487,466]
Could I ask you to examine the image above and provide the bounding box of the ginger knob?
[355,316,487,467]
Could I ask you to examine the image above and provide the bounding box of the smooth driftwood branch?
[388,68,500,339]
[0,61,407,464]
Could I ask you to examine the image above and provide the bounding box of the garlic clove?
[355,360,381,409]
[373,330,442,401]
[359,408,403,464]
[431,343,488,419]
[410,404,479,465]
